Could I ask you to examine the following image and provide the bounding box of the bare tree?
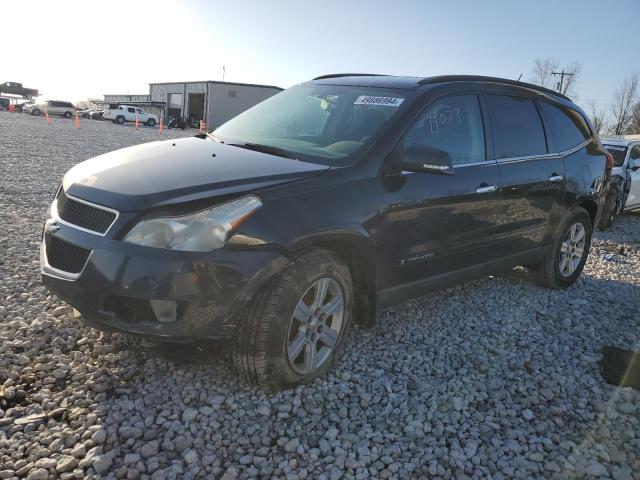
[530,58,581,98]
[610,73,639,135]
[628,101,640,134]
[587,101,607,135]
[531,58,559,88]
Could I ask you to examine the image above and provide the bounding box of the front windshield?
[213,85,410,164]
[603,144,628,167]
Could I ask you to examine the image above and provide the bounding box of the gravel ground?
[1,111,639,480]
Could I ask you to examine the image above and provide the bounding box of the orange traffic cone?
[74,112,80,129]
[134,113,139,131]
[159,118,164,134]
[44,108,52,125]
[199,120,207,133]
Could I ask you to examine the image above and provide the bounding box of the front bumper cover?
[40,208,288,342]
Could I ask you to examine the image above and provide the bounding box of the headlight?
[123,196,262,252]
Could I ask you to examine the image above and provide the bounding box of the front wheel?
[529,207,592,289]
[598,192,619,231]
[32,109,41,116]
[232,249,353,390]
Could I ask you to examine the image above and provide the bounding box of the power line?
[551,70,575,94]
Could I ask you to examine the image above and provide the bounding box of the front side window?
[214,85,411,164]
[539,101,590,151]
[403,95,486,166]
[488,95,547,159]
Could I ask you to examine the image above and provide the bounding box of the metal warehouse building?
[103,80,282,129]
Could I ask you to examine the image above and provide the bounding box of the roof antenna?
[516,74,523,82]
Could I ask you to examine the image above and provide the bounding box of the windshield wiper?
[205,132,224,143]
[228,142,297,160]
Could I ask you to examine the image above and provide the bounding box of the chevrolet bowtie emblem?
[44,219,60,234]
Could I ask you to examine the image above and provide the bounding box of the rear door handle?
[548,174,565,183]
[475,185,497,194]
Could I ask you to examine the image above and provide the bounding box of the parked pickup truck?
[0,82,39,98]
[104,105,158,126]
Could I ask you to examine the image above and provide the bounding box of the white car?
[601,136,640,225]
[104,105,158,126]
[24,100,76,118]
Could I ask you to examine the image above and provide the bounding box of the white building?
[103,80,282,129]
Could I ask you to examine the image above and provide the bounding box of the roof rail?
[418,75,572,101]
[312,73,387,81]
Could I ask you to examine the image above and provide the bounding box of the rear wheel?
[232,248,353,390]
[529,207,592,289]
[116,116,125,124]
[64,111,72,118]
[146,118,156,127]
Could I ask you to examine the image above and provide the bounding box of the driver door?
[372,93,503,296]
[625,144,640,209]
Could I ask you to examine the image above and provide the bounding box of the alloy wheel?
[559,222,586,277]
[287,277,345,375]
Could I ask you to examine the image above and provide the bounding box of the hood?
[63,137,330,211]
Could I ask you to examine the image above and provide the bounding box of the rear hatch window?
[603,145,628,167]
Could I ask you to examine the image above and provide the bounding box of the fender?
[286,228,380,327]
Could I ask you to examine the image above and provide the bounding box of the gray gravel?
[1,111,639,479]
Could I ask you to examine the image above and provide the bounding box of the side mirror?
[401,144,454,175]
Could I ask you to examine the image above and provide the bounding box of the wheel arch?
[289,231,378,328]
[577,197,598,226]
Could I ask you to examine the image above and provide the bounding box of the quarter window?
[488,95,547,159]
[539,101,590,152]
[404,95,486,166]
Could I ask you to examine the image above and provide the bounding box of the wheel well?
[312,239,377,328]
[579,199,597,226]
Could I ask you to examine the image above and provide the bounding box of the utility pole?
[222,65,226,82]
[551,69,574,94]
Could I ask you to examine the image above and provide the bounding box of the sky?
[3,0,639,117]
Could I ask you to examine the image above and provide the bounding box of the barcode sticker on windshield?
[354,96,404,107]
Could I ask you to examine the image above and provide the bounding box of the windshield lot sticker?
[354,96,404,107]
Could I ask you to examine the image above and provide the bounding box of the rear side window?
[539,101,590,152]
[127,107,135,113]
[488,95,547,159]
[404,95,486,166]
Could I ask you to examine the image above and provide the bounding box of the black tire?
[529,207,592,289]
[232,248,353,390]
[598,192,619,231]
[116,116,125,124]
[146,118,156,127]
[32,109,41,116]
[64,111,72,118]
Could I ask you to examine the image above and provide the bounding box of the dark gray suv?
[41,75,609,389]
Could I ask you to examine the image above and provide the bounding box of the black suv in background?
[41,75,608,389]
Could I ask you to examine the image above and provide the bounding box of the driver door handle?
[548,174,565,183]
[475,185,497,194]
